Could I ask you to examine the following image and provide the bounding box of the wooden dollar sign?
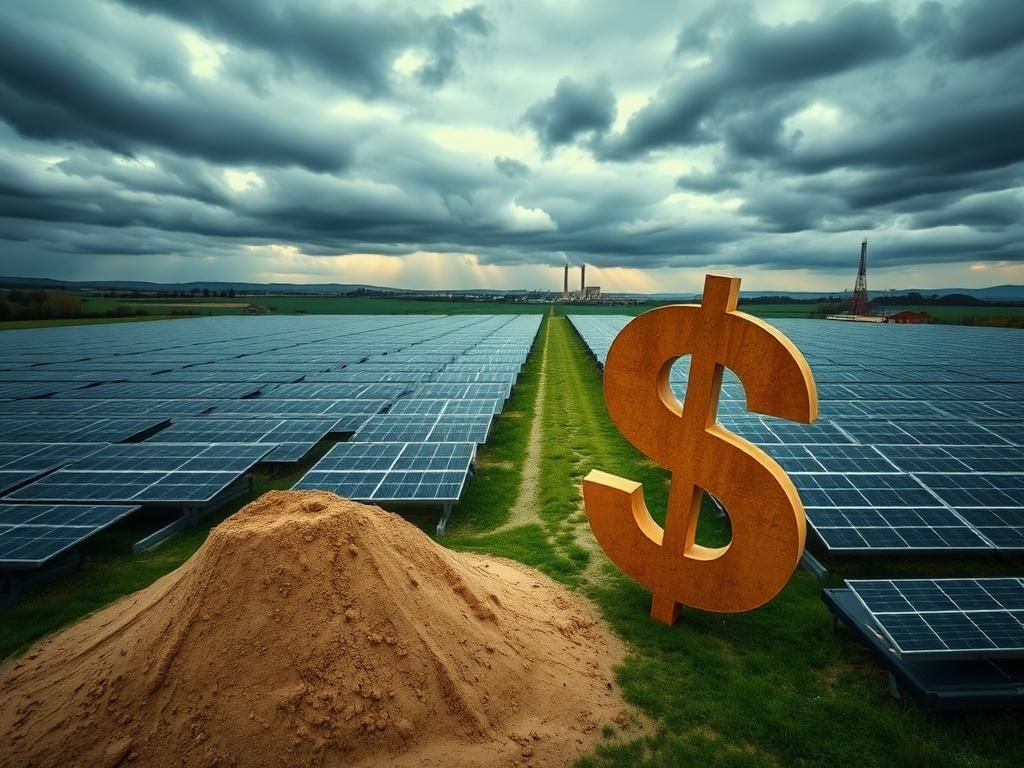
[583,274,818,624]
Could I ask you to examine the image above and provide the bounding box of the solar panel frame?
[7,443,275,504]
[846,578,1024,659]
[292,441,476,503]
[0,503,140,568]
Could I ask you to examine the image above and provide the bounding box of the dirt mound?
[0,491,627,767]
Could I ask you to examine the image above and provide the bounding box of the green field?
[3,313,1023,767]
[2,292,1021,331]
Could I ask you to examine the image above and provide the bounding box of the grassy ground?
[2,314,1024,767]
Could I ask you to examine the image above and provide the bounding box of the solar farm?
[2,311,1024,766]
[0,315,539,574]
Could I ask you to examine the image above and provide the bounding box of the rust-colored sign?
[583,274,818,624]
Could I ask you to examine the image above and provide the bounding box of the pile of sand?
[0,491,627,767]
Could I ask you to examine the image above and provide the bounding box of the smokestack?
[563,264,569,295]
[581,264,586,292]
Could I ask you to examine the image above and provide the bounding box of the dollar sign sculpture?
[583,274,817,624]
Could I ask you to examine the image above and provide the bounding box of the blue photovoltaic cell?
[293,442,475,502]
[354,414,492,444]
[148,418,342,462]
[846,578,1024,658]
[0,418,167,444]
[0,503,139,567]
[7,443,274,504]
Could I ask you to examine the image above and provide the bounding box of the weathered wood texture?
[583,274,818,623]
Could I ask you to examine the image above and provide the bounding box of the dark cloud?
[417,6,490,88]
[118,0,485,95]
[598,3,909,160]
[0,1,1020,288]
[0,15,353,171]
[522,75,616,151]
[907,0,1024,60]
[494,156,531,178]
[787,99,1024,181]
[910,190,1024,230]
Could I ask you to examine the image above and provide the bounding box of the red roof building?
[888,311,931,324]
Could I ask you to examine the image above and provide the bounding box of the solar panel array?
[6,443,275,504]
[846,578,1024,658]
[294,442,476,502]
[0,503,140,568]
[570,315,1024,554]
[0,315,540,566]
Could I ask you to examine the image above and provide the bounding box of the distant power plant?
[561,264,601,302]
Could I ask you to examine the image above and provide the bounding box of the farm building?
[888,310,931,324]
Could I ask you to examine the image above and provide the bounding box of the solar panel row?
[0,315,542,566]
[846,578,1024,658]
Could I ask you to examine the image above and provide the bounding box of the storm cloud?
[0,0,1021,291]
[522,75,617,151]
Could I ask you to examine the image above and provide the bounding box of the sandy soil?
[0,491,629,768]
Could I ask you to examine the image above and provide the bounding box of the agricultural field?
[1,311,1023,767]
[4,292,1023,332]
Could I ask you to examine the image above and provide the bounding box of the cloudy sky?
[0,0,1021,292]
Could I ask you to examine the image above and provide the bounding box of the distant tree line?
[0,289,149,321]
[739,295,842,305]
[868,292,1022,308]
[0,289,82,320]
[98,288,238,299]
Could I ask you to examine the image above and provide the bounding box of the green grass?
[3,313,1024,767]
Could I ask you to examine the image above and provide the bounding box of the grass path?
[491,318,549,533]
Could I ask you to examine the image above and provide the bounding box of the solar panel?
[916,474,1024,508]
[353,413,492,444]
[793,473,941,508]
[204,398,387,419]
[68,382,263,399]
[955,508,1024,549]
[412,382,510,406]
[0,503,139,568]
[0,381,89,399]
[845,578,1024,658]
[7,443,274,504]
[762,444,896,474]
[807,508,991,552]
[388,398,503,416]
[766,421,855,444]
[0,399,217,418]
[0,442,109,495]
[147,418,343,462]
[265,382,409,400]
[0,417,168,443]
[293,442,475,502]
[305,370,436,383]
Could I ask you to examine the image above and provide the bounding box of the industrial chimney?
[580,264,586,293]
[563,264,569,296]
